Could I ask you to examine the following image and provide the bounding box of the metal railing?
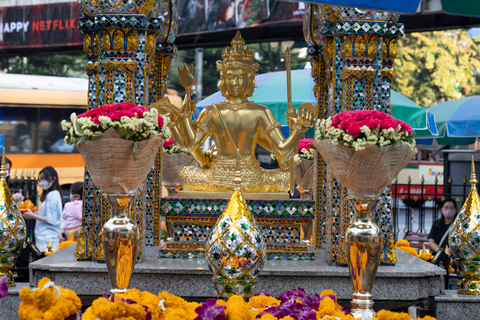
[391,174,471,241]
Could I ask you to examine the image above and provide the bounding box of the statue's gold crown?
[218,31,258,72]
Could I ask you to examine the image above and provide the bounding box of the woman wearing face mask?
[22,166,63,252]
[58,182,83,242]
[428,198,458,253]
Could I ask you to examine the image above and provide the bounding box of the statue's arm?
[172,108,213,167]
[261,109,305,166]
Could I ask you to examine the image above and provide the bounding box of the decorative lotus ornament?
[318,5,400,25]
[0,150,27,287]
[205,152,267,299]
[449,157,480,295]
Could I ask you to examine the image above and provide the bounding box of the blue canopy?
[299,0,421,13]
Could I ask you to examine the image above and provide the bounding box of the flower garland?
[78,287,437,320]
[61,103,170,159]
[315,110,415,151]
[18,277,82,320]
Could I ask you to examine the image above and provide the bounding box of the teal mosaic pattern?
[95,15,147,29]
[161,198,315,218]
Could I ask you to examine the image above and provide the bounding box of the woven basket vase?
[76,127,162,194]
[162,152,197,187]
[314,139,416,197]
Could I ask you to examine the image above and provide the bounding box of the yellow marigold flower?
[418,316,437,320]
[163,308,192,320]
[159,291,189,309]
[322,316,337,320]
[316,306,336,319]
[44,251,56,256]
[259,314,278,320]
[19,287,33,304]
[418,252,434,261]
[59,241,76,250]
[38,277,52,288]
[320,289,336,297]
[395,239,411,248]
[280,317,295,320]
[374,310,413,320]
[248,295,281,310]
[448,267,455,274]
[226,295,254,320]
[319,297,336,310]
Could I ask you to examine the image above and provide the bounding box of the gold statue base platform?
[176,190,290,200]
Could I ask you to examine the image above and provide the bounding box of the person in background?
[22,166,62,252]
[58,182,83,242]
[428,198,458,253]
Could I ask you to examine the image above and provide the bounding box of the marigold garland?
[18,277,81,320]
[17,283,439,320]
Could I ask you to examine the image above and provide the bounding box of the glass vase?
[102,194,140,294]
[345,196,382,319]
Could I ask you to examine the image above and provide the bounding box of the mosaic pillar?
[304,5,404,265]
[75,0,178,262]
[304,5,328,250]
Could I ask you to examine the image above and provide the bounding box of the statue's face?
[225,69,246,98]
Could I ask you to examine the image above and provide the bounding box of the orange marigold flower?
[320,289,336,297]
[248,295,281,310]
[259,314,278,320]
[395,239,411,248]
[418,316,437,320]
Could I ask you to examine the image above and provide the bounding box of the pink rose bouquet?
[315,110,415,151]
[62,102,169,146]
[315,110,417,197]
[298,138,315,160]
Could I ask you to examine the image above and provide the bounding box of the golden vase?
[345,197,382,318]
[102,194,140,294]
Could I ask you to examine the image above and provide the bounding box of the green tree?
[392,30,480,107]
[0,54,86,77]
[167,42,307,100]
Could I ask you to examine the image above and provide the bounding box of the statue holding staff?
[153,31,316,194]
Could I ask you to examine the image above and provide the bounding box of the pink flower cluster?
[298,138,315,153]
[163,137,175,148]
[77,102,164,129]
[331,110,412,138]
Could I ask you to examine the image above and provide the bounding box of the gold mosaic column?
[76,0,178,261]
[305,5,404,265]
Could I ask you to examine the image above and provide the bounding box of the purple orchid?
[278,287,306,303]
[194,298,226,320]
[0,276,8,299]
[256,298,317,320]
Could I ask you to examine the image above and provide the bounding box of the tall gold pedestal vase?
[346,197,382,318]
[102,194,140,294]
[76,128,162,293]
[315,120,416,318]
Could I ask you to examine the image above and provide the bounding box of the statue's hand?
[178,64,195,89]
[286,102,316,131]
[180,95,197,117]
